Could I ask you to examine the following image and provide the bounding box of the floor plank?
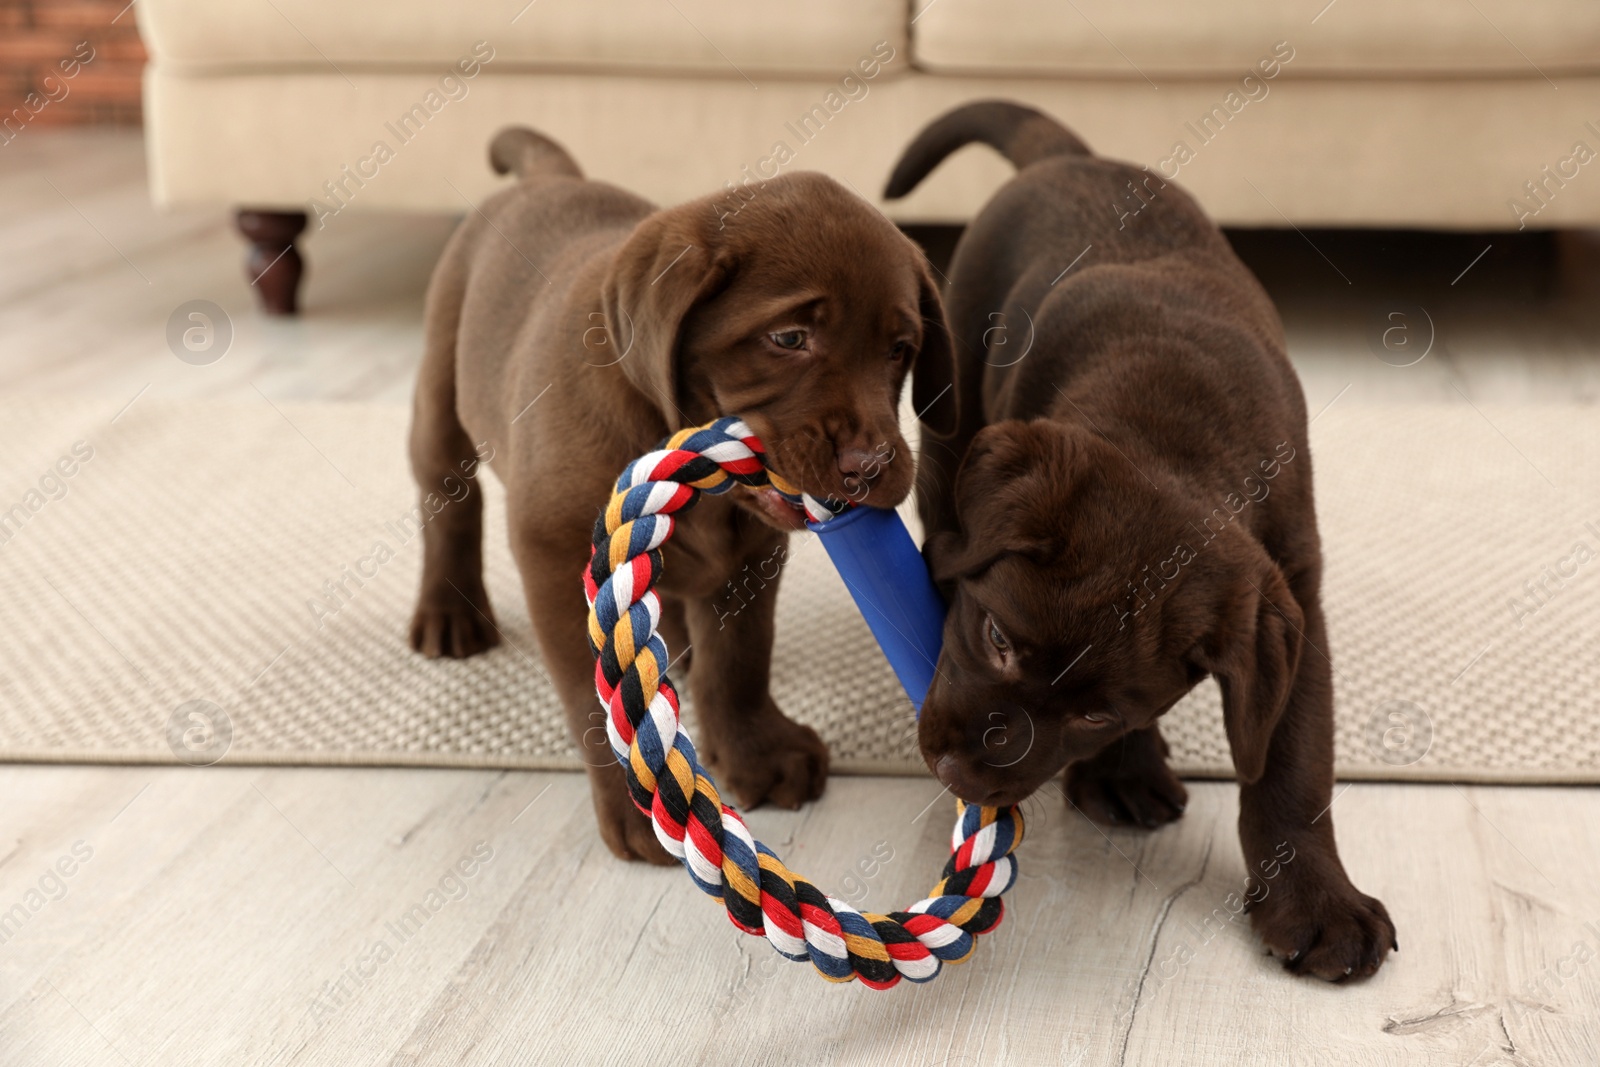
[2,768,1599,1065]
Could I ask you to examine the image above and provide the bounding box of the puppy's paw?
[704,713,829,811]
[1065,754,1188,829]
[409,584,499,659]
[1250,873,1396,981]
[592,777,676,866]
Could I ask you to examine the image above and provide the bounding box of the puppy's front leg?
[1065,724,1188,829]
[683,545,828,811]
[1238,597,1396,980]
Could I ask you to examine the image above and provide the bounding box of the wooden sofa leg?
[236,209,308,315]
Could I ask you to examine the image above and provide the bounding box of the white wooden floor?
[2,131,1599,1066]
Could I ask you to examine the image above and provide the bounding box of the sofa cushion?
[137,0,905,77]
[913,0,1600,77]
[145,66,1600,228]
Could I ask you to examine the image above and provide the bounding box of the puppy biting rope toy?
[583,416,1023,988]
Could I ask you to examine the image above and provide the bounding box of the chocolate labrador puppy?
[886,102,1394,979]
[409,127,951,864]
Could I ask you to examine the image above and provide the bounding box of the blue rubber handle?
[807,506,947,713]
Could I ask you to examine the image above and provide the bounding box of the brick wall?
[0,0,146,128]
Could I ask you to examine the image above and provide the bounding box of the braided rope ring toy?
[583,416,1024,988]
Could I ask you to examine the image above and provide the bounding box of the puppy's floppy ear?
[954,419,1039,498]
[927,421,1046,583]
[911,261,958,438]
[1191,545,1304,785]
[600,207,734,431]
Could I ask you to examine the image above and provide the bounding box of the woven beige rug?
[1,394,1596,781]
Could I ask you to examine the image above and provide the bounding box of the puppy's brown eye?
[987,617,1010,655]
[890,340,911,362]
[769,329,808,351]
[1081,713,1106,725]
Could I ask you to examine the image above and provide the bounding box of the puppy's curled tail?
[883,101,1090,199]
[489,126,582,180]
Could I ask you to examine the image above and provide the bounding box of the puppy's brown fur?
[887,102,1394,980]
[411,128,951,863]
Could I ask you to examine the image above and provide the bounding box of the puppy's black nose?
[934,754,985,798]
[836,445,878,494]
[934,754,1014,807]
[836,445,876,478]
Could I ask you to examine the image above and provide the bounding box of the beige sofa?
[137,0,1600,311]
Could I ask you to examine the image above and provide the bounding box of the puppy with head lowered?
[887,102,1393,979]
[411,127,952,863]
